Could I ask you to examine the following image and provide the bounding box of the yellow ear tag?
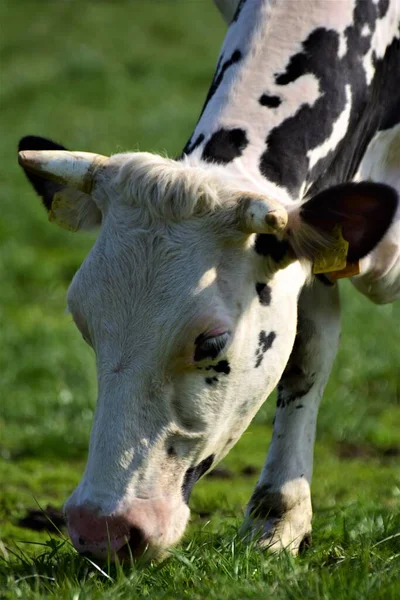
[48,190,80,232]
[312,225,349,275]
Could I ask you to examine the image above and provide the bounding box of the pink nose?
[67,507,142,559]
[66,499,189,560]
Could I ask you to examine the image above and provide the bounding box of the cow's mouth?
[74,524,162,563]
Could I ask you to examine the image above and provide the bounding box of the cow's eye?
[194,332,230,362]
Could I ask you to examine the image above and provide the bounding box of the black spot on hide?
[259,94,282,108]
[181,133,205,157]
[212,360,231,375]
[18,135,67,212]
[308,34,400,196]
[183,0,399,200]
[255,331,276,368]
[182,455,215,504]
[180,48,243,158]
[198,49,242,122]
[232,0,247,22]
[276,381,313,409]
[205,377,218,385]
[255,282,272,306]
[202,127,248,164]
[247,484,285,520]
[276,325,316,408]
[377,0,390,18]
[259,4,400,197]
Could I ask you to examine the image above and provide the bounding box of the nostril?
[128,525,145,551]
[78,536,86,546]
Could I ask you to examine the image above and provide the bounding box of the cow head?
[18,136,397,560]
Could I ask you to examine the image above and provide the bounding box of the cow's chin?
[65,496,191,562]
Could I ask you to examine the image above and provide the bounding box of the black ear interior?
[18,135,68,212]
[301,182,398,261]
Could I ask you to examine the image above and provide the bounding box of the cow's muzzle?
[66,497,190,561]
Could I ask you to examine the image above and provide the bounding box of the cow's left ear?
[18,136,106,232]
[287,182,398,265]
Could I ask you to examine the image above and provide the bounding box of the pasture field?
[0,1,399,598]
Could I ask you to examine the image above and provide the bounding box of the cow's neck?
[182,0,399,204]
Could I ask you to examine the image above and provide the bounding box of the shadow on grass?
[6,435,89,462]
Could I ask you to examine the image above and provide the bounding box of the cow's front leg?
[243,280,341,554]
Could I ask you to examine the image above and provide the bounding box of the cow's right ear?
[285,181,398,275]
[18,136,103,232]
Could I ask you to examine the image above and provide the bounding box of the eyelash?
[194,332,230,362]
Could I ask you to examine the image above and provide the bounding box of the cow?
[18,0,399,561]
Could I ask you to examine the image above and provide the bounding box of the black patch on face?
[202,128,248,164]
[205,376,218,385]
[182,454,215,504]
[259,94,282,108]
[254,234,290,263]
[255,282,272,306]
[212,360,231,375]
[18,135,67,212]
[255,330,276,368]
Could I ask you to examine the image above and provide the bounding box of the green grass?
[0,1,399,598]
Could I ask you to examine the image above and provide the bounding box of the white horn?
[236,193,288,234]
[18,150,108,193]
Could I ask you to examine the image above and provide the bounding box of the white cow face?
[62,153,305,557]
[18,144,397,559]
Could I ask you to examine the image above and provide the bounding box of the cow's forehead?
[67,212,254,343]
[98,151,234,222]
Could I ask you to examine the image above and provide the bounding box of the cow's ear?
[18,136,102,231]
[287,182,398,265]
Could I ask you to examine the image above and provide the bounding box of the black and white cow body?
[18,0,399,559]
[189,0,399,201]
